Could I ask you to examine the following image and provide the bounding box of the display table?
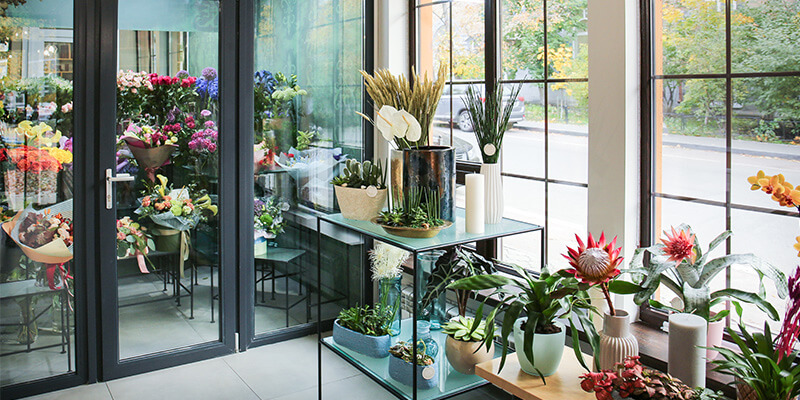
[475,350,595,400]
[316,209,544,400]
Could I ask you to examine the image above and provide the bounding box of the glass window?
[0,0,76,386]
[648,0,800,330]
[253,0,365,336]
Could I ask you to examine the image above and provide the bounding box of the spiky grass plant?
[359,66,447,149]
[463,80,523,163]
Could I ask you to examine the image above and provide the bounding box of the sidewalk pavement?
[513,120,800,161]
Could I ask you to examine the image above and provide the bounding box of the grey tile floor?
[23,334,514,400]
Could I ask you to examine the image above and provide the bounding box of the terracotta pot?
[706,317,725,359]
[598,310,639,371]
[445,336,493,375]
[334,185,387,221]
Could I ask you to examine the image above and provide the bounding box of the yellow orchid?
[795,236,800,257]
[759,173,787,196]
[748,170,767,190]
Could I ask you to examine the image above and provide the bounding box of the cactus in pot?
[331,159,388,220]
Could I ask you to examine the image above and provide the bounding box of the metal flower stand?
[316,209,543,400]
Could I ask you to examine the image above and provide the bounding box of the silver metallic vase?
[390,146,456,222]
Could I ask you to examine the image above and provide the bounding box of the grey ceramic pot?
[390,146,456,222]
[332,319,391,358]
[388,355,439,390]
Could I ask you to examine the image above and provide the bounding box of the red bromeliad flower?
[661,226,696,264]
[563,232,623,316]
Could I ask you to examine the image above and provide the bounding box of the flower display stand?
[316,208,544,400]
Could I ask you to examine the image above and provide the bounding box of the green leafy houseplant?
[463,80,523,163]
[628,225,787,322]
[442,316,486,342]
[421,247,497,317]
[449,265,600,376]
[336,305,393,337]
[330,159,386,189]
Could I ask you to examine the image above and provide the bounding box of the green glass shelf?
[318,208,542,253]
[321,319,500,400]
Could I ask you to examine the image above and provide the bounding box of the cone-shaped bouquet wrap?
[120,122,179,181]
[135,175,218,232]
[2,199,74,264]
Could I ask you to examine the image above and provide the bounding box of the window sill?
[631,322,735,397]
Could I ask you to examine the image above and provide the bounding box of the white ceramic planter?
[480,163,503,224]
[334,185,387,221]
[598,310,639,371]
[445,336,493,375]
[512,319,566,377]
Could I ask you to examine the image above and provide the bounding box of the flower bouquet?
[2,199,73,266]
[275,146,345,210]
[119,122,178,181]
[117,216,155,274]
[2,145,62,209]
[16,120,62,148]
[135,175,217,232]
[254,196,289,243]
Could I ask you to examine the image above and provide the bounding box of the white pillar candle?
[668,313,707,388]
[465,174,485,234]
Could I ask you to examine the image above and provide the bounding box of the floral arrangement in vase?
[369,242,409,335]
[135,175,217,231]
[358,66,446,149]
[579,356,724,400]
[16,120,62,147]
[1,145,62,209]
[254,196,289,240]
[117,70,155,119]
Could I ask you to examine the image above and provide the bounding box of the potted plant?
[331,158,387,221]
[253,196,289,255]
[628,224,787,358]
[332,305,393,358]
[449,264,599,381]
[579,355,726,400]
[462,79,523,223]
[387,341,439,390]
[442,316,492,375]
[358,67,455,222]
[373,187,451,239]
[709,266,800,400]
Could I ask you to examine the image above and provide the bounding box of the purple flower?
[202,67,217,81]
[200,109,211,118]
[176,70,189,79]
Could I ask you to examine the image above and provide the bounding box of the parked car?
[433,84,526,132]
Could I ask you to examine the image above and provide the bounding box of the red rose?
[187,122,196,129]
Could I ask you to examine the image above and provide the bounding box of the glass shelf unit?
[316,208,544,400]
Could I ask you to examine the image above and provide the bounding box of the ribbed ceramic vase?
[598,310,638,371]
[479,163,503,224]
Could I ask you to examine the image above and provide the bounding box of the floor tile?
[272,375,393,400]
[106,357,259,400]
[25,383,112,400]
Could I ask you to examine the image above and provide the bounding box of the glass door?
[100,0,233,377]
[0,0,77,388]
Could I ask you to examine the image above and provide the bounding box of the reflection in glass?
[115,0,221,359]
[253,0,365,336]
[0,1,75,386]
[656,0,725,75]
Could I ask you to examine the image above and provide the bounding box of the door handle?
[106,168,135,209]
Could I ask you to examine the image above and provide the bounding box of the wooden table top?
[475,349,597,400]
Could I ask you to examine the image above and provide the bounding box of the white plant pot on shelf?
[480,163,503,224]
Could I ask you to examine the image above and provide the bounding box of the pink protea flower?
[563,232,623,315]
[661,226,696,264]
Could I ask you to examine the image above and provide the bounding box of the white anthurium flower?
[376,105,398,141]
[401,110,422,142]
[390,109,410,139]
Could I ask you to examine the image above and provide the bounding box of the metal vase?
[390,146,456,222]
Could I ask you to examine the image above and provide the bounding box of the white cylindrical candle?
[668,313,707,388]
[465,174,485,234]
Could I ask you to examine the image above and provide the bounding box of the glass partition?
[114,0,221,359]
[0,0,75,386]
[253,0,365,336]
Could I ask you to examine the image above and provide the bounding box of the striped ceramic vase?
[598,309,638,371]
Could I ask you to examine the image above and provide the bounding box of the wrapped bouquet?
[2,199,73,266]
[119,122,178,181]
[135,174,217,231]
[117,216,155,273]
[254,197,289,240]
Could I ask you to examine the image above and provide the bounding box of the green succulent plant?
[330,159,386,189]
[442,316,486,342]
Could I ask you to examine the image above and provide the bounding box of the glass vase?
[407,320,438,358]
[379,277,402,336]
[417,250,447,330]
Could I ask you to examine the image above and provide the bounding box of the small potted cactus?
[442,316,493,375]
[331,159,388,220]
